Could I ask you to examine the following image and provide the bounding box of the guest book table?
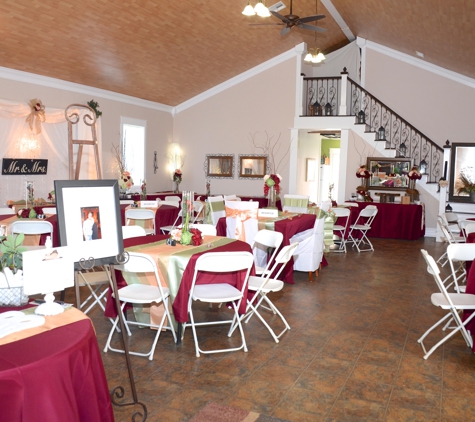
[352,201,425,240]
[0,307,114,422]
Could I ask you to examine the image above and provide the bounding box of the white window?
[121,117,146,185]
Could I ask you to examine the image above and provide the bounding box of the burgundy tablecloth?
[0,318,114,422]
[463,232,475,349]
[130,192,204,202]
[349,201,425,240]
[104,235,253,323]
[216,213,321,284]
[120,204,180,232]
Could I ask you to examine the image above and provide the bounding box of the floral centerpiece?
[141,179,147,200]
[355,165,372,201]
[17,206,44,219]
[48,190,55,202]
[406,166,422,200]
[112,144,133,192]
[170,191,203,246]
[263,174,281,208]
[173,169,182,193]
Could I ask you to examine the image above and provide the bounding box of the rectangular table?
[216,212,317,283]
[350,201,425,240]
[0,307,114,422]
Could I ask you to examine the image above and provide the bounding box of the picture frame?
[449,143,475,203]
[306,158,317,182]
[54,179,124,269]
[204,154,234,179]
[238,155,268,179]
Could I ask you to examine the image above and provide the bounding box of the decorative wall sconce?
[166,143,184,178]
[153,151,158,174]
[19,132,40,155]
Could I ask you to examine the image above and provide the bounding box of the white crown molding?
[0,66,173,113]
[359,38,475,90]
[173,43,303,115]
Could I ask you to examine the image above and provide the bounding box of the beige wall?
[364,48,475,147]
[0,77,173,205]
[172,58,297,197]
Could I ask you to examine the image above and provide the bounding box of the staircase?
[299,69,444,201]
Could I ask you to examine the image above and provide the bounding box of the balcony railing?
[300,71,443,183]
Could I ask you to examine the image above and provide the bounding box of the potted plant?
[0,233,27,272]
[456,168,475,202]
[0,233,28,306]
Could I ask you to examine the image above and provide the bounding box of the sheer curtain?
[0,99,101,206]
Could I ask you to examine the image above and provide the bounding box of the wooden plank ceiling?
[0,0,472,106]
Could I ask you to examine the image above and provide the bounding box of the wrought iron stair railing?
[300,73,444,184]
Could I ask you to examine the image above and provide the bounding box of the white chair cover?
[283,194,309,213]
[291,215,325,272]
[225,201,258,246]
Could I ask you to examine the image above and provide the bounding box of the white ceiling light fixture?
[304,1,326,64]
[242,1,271,17]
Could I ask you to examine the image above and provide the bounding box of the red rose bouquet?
[408,166,422,180]
[356,165,371,179]
[263,174,282,195]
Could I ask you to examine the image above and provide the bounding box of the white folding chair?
[348,206,378,252]
[447,243,475,293]
[282,194,309,213]
[122,225,147,239]
[208,195,225,226]
[251,230,284,276]
[120,200,135,205]
[160,209,182,234]
[183,251,254,357]
[192,201,204,223]
[466,223,475,236]
[75,266,112,316]
[224,195,241,201]
[230,243,299,343]
[104,252,177,360]
[418,249,475,359]
[331,207,351,253]
[225,201,258,246]
[129,185,142,194]
[42,207,57,215]
[164,196,181,202]
[11,220,53,241]
[437,216,465,266]
[160,200,180,208]
[0,207,16,215]
[125,208,155,235]
[340,202,359,208]
[189,223,217,236]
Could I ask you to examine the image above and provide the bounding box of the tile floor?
[81,236,475,421]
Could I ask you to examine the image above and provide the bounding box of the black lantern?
[312,100,322,116]
[420,158,428,175]
[445,203,453,212]
[324,102,332,116]
[357,110,365,124]
[378,126,386,140]
[398,142,407,157]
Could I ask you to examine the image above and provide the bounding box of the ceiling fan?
[250,0,326,36]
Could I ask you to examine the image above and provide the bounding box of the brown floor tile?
[327,398,386,421]
[385,405,441,421]
[351,362,398,385]
[339,379,392,404]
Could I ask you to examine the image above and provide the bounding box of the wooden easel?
[65,104,102,180]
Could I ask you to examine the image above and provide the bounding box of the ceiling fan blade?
[298,14,326,24]
[281,26,291,36]
[271,11,291,24]
[298,23,327,32]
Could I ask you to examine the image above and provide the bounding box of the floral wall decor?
[25,98,45,135]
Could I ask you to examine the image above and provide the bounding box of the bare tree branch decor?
[249,131,291,175]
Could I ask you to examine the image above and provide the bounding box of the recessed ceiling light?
[416,51,424,58]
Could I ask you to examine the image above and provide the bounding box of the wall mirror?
[449,143,475,203]
[366,157,412,191]
[205,154,234,178]
[238,155,268,179]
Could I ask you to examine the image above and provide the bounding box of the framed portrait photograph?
[449,143,475,203]
[54,179,123,268]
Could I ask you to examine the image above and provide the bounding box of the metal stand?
[78,253,147,421]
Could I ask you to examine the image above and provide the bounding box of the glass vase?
[180,191,194,245]
[174,181,180,194]
[267,186,277,208]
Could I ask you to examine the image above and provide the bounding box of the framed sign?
[54,179,124,268]
[449,143,475,203]
[2,158,48,175]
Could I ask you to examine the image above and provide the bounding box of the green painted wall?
[321,139,340,159]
